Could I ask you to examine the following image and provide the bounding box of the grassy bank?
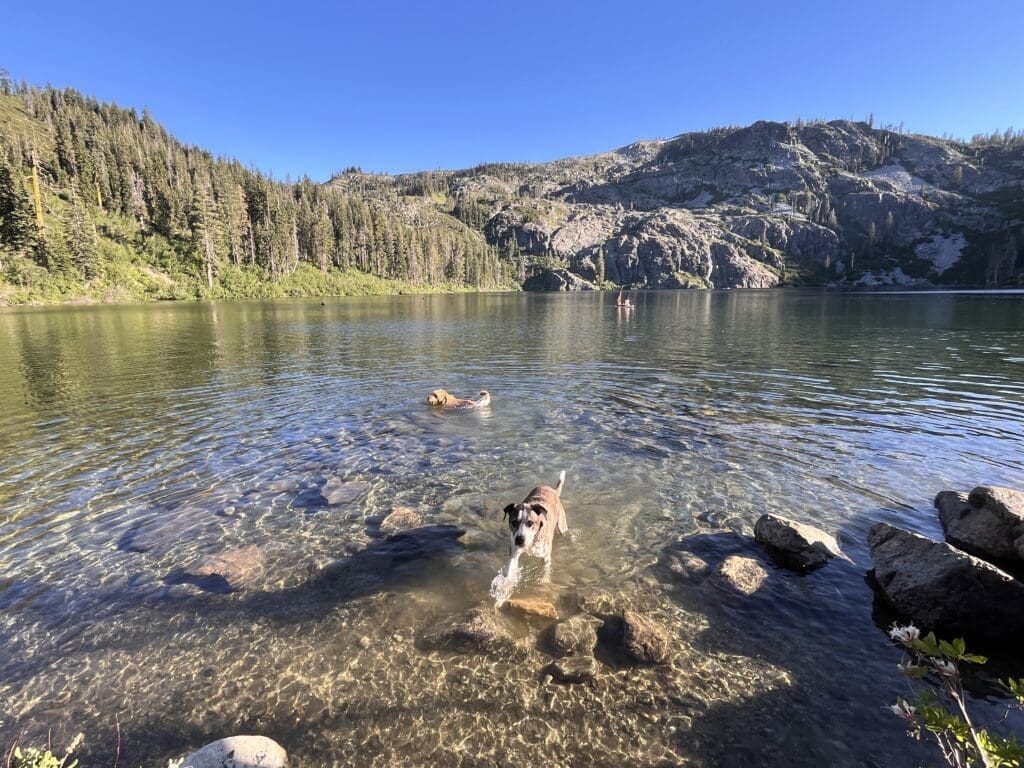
[0,229,511,307]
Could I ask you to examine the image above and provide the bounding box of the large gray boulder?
[937,487,1024,566]
[179,735,287,768]
[754,513,845,571]
[867,523,1024,638]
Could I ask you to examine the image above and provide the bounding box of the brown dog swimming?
[426,389,491,409]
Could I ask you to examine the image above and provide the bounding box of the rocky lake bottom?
[1,290,1023,766]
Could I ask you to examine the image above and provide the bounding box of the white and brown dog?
[502,470,569,584]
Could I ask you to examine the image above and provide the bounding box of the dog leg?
[541,554,552,583]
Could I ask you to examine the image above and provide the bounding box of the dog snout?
[514,535,525,547]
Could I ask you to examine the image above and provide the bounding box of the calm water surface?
[1,290,1023,767]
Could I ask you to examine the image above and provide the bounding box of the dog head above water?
[475,390,491,407]
[427,389,454,406]
[503,500,549,551]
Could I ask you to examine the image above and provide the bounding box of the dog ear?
[530,502,549,516]
[503,503,516,519]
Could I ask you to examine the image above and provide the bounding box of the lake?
[2,290,1023,766]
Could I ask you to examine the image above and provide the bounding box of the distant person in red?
[616,290,633,309]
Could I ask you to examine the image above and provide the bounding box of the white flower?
[889,699,917,720]
[931,659,958,677]
[889,623,921,644]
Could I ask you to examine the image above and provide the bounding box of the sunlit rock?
[179,735,287,768]
[754,513,845,571]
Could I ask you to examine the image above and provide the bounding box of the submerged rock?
[550,614,599,658]
[715,555,768,596]
[380,506,423,533]
[167,545,266,594]
[321,478,370,506]
[179,735,287,768]
[937,487,1024,567]
[867,523,1024,638]
[505,597,559,622]
[621,610,670,664]
[754,513,845,571]
[544,654,597,684]
[419,606,525,657]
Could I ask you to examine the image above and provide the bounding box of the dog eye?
[525,520,533,527]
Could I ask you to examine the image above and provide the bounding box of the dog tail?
[555,470,566,495]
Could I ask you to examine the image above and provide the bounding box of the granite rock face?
[330,119,1024,289]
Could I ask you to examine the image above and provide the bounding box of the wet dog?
[426,389,491,409]
[502,470,569,584]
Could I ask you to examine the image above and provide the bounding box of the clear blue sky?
[4,0,1022,180]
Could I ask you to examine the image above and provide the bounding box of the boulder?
[937,487,1024,565]
[621,610,670,664]
[754,514,845,571]
[380,506,423,533]
[179,735,287,768]
[544,654,597,684]
[715,555,768,596]
[867,523,1024,638]
[419,606,525,657]
[550,614,599,658]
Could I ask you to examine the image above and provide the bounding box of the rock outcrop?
[179,735,287,768]
[867,523,1024,638]
[331,119,1024,290]
[754,514,845,571]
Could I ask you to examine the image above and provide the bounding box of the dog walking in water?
[499,471,569,596]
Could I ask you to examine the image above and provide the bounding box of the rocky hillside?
[330,121,1024,289]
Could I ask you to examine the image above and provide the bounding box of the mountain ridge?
[1,78,1022,305]
[327,118,1024,290]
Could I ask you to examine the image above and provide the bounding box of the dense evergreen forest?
[0,74,514,304]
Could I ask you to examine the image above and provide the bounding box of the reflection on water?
[1,291,1023,766]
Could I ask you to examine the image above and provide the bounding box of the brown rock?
[322,479,369,506]
[544,654,597,683]
[176,545,266,593]
[622,610,670,664]
[506,597,559,621]
[381,506,423,533]
[419,606,526,657]
[754,513,845,570]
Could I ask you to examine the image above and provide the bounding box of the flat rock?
[621,609,670,664]
[544,654,597,683]
[868,523,1024,638]
[179,735,287,768]
[380,506,423,533]
[551,614,599,657]
[754,513,844,570]
[938,487,1024,565]
[419,606,525,657]
[506,597,558,622]
[715,555,768,596]
[168,545,266,593]
[667,551,710,581]
[322,479,369,506]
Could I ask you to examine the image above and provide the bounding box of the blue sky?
[4,0,1022,180]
